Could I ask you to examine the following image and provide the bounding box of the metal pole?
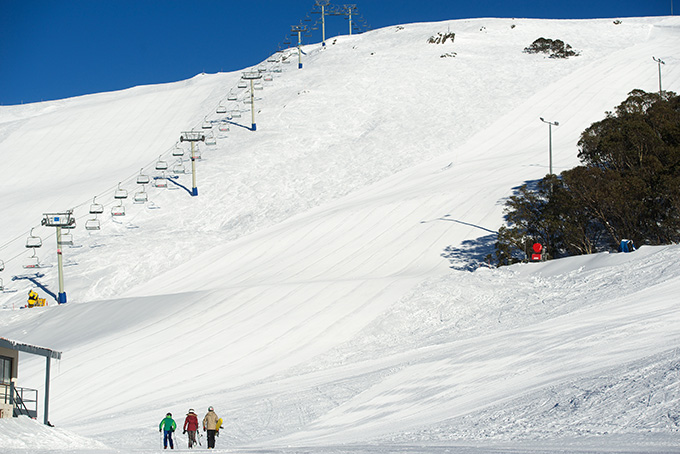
[653,57,665,96]
[349,9,352,36]
[250,79,256,131]
[298,30,303,69]
[540,118,558,175]
[191,141,198,196]
[548,124,553,175]
[44,356,50,425]
[56,226,66,304]
[321,3,326,46]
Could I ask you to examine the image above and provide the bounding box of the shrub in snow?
[523,37,580,58]
[428,31,455,44]
[495,90,680,265]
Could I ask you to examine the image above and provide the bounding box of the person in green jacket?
[159,412,177,449]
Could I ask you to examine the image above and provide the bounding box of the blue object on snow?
[618,239,636,253]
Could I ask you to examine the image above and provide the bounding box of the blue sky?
[0,0,673,105]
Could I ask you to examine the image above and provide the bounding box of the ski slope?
[1,16,680,453]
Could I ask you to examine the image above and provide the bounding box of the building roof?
[0,337,62,360]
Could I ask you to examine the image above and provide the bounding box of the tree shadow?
[441,233,497,271]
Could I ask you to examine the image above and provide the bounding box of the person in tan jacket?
[202,406,220,449]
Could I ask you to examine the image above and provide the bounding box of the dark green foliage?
[495,90,680,265]
[428,32,456,44]
[523,37,580,58]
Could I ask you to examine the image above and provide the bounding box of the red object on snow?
[531,243,543,261]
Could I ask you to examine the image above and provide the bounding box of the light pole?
[180,131,206,196]
[540,117,559,175]
[653,56,665,96]
[41,211,76,304]
[242,71,263,131]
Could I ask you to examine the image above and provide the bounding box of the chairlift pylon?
[90,196,104,214]
[114,182,128,199]
[25,228,42,248]
[137,168,150,185]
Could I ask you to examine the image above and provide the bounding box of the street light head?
[554,121,559,126]
[540,117,544,121]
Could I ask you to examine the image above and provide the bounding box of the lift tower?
[41,211,76,304]
[180,131,206,196]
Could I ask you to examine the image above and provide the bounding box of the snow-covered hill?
[1,16,679,453]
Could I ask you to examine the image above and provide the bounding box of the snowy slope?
[1,16,680,453]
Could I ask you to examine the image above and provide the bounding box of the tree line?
[495,89,680,265]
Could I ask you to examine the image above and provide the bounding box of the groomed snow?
[1,16,679,454]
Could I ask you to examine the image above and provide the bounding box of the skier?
[183,408,199,449]
[202,406,220,449]
[159,412,177,450]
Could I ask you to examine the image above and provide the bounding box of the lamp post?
[242,71,263,131]
[540,117,559,175]
[180,131,206,196]
[653,56,665,96]
[41,211,76,304]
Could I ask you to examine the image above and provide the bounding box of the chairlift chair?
[237,81,247,89]
[155,156,168,171]
[134,185,148,203]
[216,105,227,114]
[60,231,74,246]
[231,109,242,118]
[172,161,187,174]
[263,74,273,82]
[219,123,230,132]
[137,168,150,185]
[26,228,42,248]
[85,218,101,231]
[89,196,104,214]
[114,182,128,199]
[172,146,184,157]
[154,173,168,188]
[258,65,267,72]
[23,250,41,269]
[111,201,126,216]
[227,93,238,101]
[202,119,212,129]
